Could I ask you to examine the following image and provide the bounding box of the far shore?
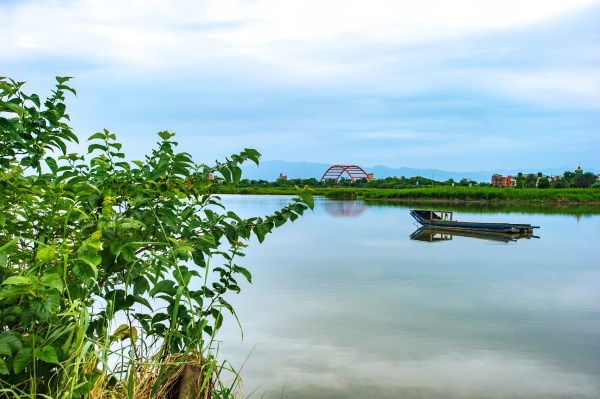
[214,186,600,206]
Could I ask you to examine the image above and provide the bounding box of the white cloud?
[3,0,598,72]
[4,0,599,106]
[220,334,600,398]
[2,0,598,170]
[485,69,600,109]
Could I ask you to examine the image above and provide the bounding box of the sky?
[2,0,599,172]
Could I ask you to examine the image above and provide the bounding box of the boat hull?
[410,210,539,233]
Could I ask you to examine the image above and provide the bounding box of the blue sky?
[2,0,599,172]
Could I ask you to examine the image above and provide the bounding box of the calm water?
[213,195,600,399]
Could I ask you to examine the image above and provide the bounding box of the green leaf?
[88,143,108,154]
[0,332,22,353]
[91,230,103,241]
[56,76,73,84]
[151,313,169,324]
[108,142,123,151]
[58,84,77,95]
[232,166,242,185]
[36,245,57,263]
[0,359,9,375]
[119,219,145,230]
[219,166,232,183]
[36,345,59,364]
[1,102,26,116]
[157,131,175,140]
[198,234,217,249]
[0,238,18,253]
[133,276,150,296]
[112,324,138,342]
[73,262,98,281]
[28,93,41,108]
[45,157,58,174]
[242,148,261,165]
[45,109,59,125]
[176,245,195,254]
[29,293,60,323]
[211,308,224,331]
[300,190,315,210]
[115,161,130,171]
[134,295,153,311]
[1,276,31,286]
[80,252,102,267]
[13,347,32,374]
[149,280,176,297]
[40,273,64,292]
[0,341,12,356]
[87,132,106,141]
[233,265,252,283]
[55,102,66,117]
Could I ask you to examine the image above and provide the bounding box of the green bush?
[0,77,312,398]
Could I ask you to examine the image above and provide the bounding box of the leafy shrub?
[0,77,312,398]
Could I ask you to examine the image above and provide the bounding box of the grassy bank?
[215,185,600,204]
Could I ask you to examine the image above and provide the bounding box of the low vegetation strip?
[351,187,600,203]
[215,186,600,204]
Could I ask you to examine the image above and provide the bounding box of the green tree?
[537,177,550,189]
[574,172,597,188]
[552,178,569,188]
[444,178,456,186]
[515,175,525,188]
[562,171,575,186]
[458,178,471,187]
[524,173,537,188]
[0,77,312,398]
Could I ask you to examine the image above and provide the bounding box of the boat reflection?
[323,200,367,217]
[410,226,540,243]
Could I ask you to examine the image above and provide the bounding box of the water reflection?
[322,200,367,217]
[365,200,600,217]
[217,196,600,399]
[410,226,540,243]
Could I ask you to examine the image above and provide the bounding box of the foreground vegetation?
[0,77,312,398]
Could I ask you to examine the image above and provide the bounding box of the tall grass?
[216,186,600,204]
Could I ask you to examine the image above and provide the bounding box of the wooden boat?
[410,210,539,233]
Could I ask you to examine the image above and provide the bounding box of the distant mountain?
[241,160,577,183]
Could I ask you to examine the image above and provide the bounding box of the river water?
[214,195,600,399]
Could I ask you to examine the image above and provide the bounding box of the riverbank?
[214,186,600,204]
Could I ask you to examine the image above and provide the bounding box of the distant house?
[491,174,516,188]
[278,172,288,181]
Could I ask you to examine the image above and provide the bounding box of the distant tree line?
[231,170,599,189]
[233,176,481,189]
[511,171,598,189]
